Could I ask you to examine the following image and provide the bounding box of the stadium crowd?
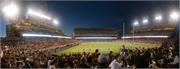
[1,38,78,50]
[0,38,179,68]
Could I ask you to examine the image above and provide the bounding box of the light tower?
[133,20,139,44]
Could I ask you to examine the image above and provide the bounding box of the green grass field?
[56,41,159,55]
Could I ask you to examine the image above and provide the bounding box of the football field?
[56,41,159,55]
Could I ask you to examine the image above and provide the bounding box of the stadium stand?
[14,19,64,36]
[122,22,176,45]
[74,28,118,39]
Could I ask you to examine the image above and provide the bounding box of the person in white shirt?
[168,55,179,64]
[48,60,56,69]
[0,47,3,59]
[109,56,123,69]
[49,65,56,69]
[0,47,4,67]
[48,59,52,67]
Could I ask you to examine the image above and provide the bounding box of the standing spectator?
[148,60,158,68]
[91,49,100,68]
[0,47,3,59]
[80,56,88,67]
[120,45,126,57]
[98,54,109,68]
[48,60,56,69]
[109,56,123,69]
[108,51,114,64]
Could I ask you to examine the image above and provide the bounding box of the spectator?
[109,56,123,69]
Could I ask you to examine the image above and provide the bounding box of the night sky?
[0,1,179,37]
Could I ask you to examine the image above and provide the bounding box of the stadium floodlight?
[2,3,19,18]
[142,18,148,24]
[155,15,162,21]
[133,21,139,26]
[53,19,59,25]
[27,9,51,20]
[170,11,179,20]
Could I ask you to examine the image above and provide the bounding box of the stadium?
[0,0,179,68]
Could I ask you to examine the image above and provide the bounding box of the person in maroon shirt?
[91,49,100,67]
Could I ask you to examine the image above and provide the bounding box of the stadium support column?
[133,25,134,44]
[123,22,125,44]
